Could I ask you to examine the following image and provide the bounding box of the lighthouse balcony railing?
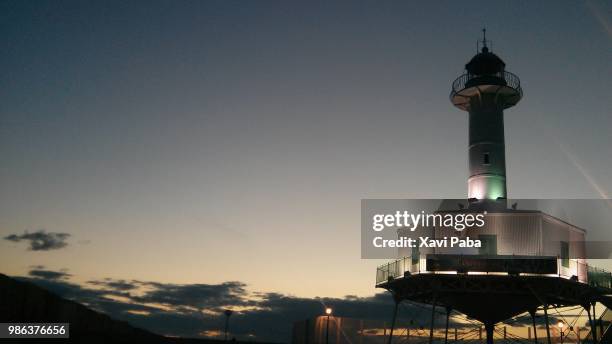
[376,254,612,289]
[450,70,523,99]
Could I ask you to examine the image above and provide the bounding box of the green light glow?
[469,175,506,200]
[485,179,505,200]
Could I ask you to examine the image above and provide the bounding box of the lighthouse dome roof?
[465,47,506,76]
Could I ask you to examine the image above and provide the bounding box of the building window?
[561,241,570,268]
[478,235,497,255]
[483,152,490,165]
[411,245,419,265]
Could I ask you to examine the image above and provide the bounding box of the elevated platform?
[378,273,609,324]
[377,255,612,343]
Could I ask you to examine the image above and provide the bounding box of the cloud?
[87,278,140,291]
[17,268,487,342]
[28,267,71,281]
[132,281,250,309]
[4,230,70,251]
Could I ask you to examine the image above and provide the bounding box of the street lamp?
[224,310,233,341]
[557,321,564,344]
[325,307,333,344]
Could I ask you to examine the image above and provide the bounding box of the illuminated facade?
[391,209,588,282]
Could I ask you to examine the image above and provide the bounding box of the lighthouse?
[374,32,612,344]
[450,30,522,201]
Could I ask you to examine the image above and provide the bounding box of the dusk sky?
[1,0,611,340]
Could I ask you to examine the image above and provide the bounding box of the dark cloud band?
[17,267,403,342]
[4,230,70,251]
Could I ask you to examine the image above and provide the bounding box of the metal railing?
[376,256,418,284]
[376,255,612,289]
[587,264,612,289]
[450,70,523,99]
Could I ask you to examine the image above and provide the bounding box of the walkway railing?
[588,264,612,289]
[376,254,612,290]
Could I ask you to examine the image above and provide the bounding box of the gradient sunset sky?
[1,0,611,312]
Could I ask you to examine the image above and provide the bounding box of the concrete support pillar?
[529,309,539,344]
[387,301,399,344]
[528,326,531,340]
[543,305,552,344]
[586,304,597,344]
[593,302,599,342]
[485,322,494,344]
[429,296,437,344]
[444,307,451,344]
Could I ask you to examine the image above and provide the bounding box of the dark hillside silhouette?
[0,274,281,344]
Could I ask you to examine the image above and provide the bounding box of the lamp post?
[557,321,564,344]
[325,307,333,344]
[224,309,233,341]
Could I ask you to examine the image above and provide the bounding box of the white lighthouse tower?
[450,30,522,201]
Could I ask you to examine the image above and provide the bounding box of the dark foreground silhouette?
[0,274,279,344]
